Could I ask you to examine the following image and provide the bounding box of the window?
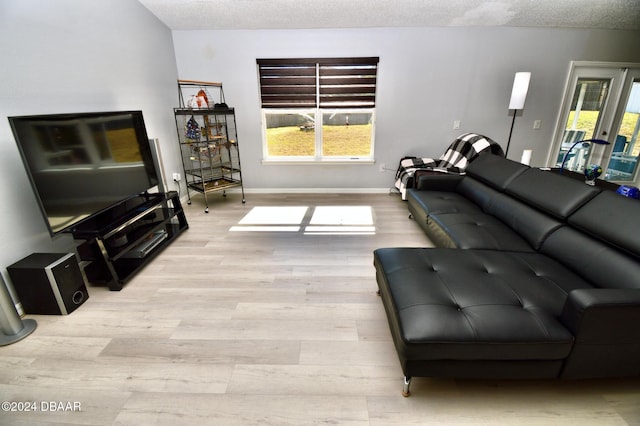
[257,57,379,162]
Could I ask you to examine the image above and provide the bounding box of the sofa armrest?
[414,172,465,191]
[560,288,640,343]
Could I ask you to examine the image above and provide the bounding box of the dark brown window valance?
[257,57,379,109]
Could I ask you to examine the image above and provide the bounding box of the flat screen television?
[8,111,159,236]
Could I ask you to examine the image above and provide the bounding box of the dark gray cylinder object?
[0,274,36,346]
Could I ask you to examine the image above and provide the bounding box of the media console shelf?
[71,191,188,291]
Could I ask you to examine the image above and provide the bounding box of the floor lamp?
[506,72,531,157]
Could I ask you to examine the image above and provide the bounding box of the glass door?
[550,66,622,173]
[603,74,640,182]
[550,63,640,186]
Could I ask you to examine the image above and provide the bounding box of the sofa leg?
[376,289,381,296]
[402,376,412,397]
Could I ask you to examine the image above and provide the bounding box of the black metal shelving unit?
[174,80,245,212]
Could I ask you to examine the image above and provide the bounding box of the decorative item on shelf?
[186,89,211,109]
[616,185,640,199]
[505,72,531,157]
[185,116,200,140]
[197,89,210,108]
[583,164,603,186]
[559,138,610,175]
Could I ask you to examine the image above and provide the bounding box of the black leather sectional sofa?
[374,153,640,396]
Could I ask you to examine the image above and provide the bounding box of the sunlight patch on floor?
[230,205,375,235]
[238,206,309,225]
[310,206,373,225]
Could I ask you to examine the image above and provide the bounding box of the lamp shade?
[509,72,531,110]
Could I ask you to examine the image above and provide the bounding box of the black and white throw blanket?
[394,133,504,199]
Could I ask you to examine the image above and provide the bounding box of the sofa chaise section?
[374,246,583,367]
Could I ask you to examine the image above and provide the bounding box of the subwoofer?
[7,253,89,315]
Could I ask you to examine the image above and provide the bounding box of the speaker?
[7,253,89,315]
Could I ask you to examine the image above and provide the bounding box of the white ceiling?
[138,0,640,31]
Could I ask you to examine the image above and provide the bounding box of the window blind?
[257,57,379,109]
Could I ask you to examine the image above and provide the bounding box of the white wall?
[0,0,179,298]
[172,27,640,190]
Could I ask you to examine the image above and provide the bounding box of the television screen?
[8,111,159,236]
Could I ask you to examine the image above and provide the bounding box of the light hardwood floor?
[1,192,639,425]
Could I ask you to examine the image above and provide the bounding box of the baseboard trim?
[178,187,400,203]
[242,188,394,194]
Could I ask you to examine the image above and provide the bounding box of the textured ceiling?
[138,0,640,31]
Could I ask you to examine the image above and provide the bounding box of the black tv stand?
[72,191,188,291]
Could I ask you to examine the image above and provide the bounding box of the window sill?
[262,159,375,166]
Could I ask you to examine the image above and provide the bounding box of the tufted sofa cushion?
[374,247,583,361]
[427,211,533,251]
